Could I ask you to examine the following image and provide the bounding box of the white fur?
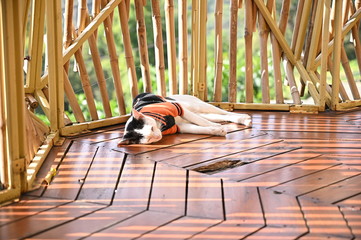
[169,95,252,136]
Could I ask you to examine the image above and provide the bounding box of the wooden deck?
[1,110,361,239]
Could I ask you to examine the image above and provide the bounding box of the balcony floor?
[1,109,361,239]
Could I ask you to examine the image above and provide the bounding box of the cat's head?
[117,109,162,146]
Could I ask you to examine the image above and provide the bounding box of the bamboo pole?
[341,46,360,99]
[191,0,199,96]
[331,0,343,110]
[165,0,178,95]
[197,0,207,100]
[244,0,253,103]
[118,1,138,99]
[258,0,274,104]
[294,0,312,60]
[26,0,45,92]
[63,0,73,73]
[291,0,305,52]
[350,0,361,76]
[283,58,302,105]
[151,0,166,96]
[229,0,238,103]
[319,0,332,111]
[179,0,188,95]
[47,0,64,131]
[134,0,152,93]
[101,0,126,115]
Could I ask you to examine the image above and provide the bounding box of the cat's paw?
[233,114,252,127]
[210,126,227,136]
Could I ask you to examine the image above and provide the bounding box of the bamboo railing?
[1,0,361,202]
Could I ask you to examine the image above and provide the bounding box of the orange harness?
[134,94,184,135]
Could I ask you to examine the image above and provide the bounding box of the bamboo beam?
[350,0,361,76]
[101,0,126,115]
[165,0,178,95]
[63,0,73,73]
[135,0,152,93]
[294,0,312,60]
[291,0,305,52]
[191,0,199,96]
[118,0,138,99]
[229,0,238,103]
[179,0,188,95]
[151,0,166,96]
[244,0,253,103]
[197,0,207,100]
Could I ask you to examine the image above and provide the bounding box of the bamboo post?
[47,0,64,131]
[331,0,343,110]
[341,46,360,99]
[118,1,138,99]
[179,0,188,95]
[101,0,126,115]
[319,0,332,111]
[291,0,305,52]
[229,0,238,103]
[244,0,253,103]
[283,58,302,105]
[63,0,73,73]
[197,0,207,100]
[191,0,199,96]
[257,0,273,104]
[350,0,361,76]
[165,0,178,95]
[134,0,152,93]
[151,0,166,96]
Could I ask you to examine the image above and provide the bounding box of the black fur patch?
[126,116,145,130]
[122,131,143,144]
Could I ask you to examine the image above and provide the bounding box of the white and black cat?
[118,93,252,145]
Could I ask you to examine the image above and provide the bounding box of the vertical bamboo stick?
[191,0,199,96]
[63,0,73,73]
[257,0,273,104]
[118,1,138,99]
[165,0,178,95]
[47,0,64,131]
[134,0,152,93]
[331,0,343,110]
[350,0,361,76]
[198,0,207,100]
[319,0,332,111]
[179,0,188,95]
[283,58,302,105]
[151,0,166,96]
[229,0,238,103]
[244,0,253,103]
[101,0,126,115]
[26,0,46,92]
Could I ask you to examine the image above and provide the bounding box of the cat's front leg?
[177,122,227,136]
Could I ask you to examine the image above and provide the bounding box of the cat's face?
[118,109,162,145]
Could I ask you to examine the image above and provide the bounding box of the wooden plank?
[86,211,180,240]
[0,201,103,240]
[271,164,361,197]
[135,128,265,162]
[239,155,340,187]
[298,197,353,239]
[245,188,307,239]
[137,216,220,240]
[340,206,361,238]
[214,149,319,182]
[301,173,361,205]
[166,136,281,168]
[186,171,224,219]
[27,206,139,240]
[0,198,70,227]
[148,163,187,215]
[112,156,155,210]
[42,142,98,200]
[77,148,126,204]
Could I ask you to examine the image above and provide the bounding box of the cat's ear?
[132,108,144,120]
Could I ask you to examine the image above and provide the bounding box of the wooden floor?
[1,109,361,239]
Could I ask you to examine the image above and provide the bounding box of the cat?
[118,93,252,145]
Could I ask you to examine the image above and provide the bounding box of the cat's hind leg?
[177,122,227,136]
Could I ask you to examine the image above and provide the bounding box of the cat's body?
[118,93,251,145]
